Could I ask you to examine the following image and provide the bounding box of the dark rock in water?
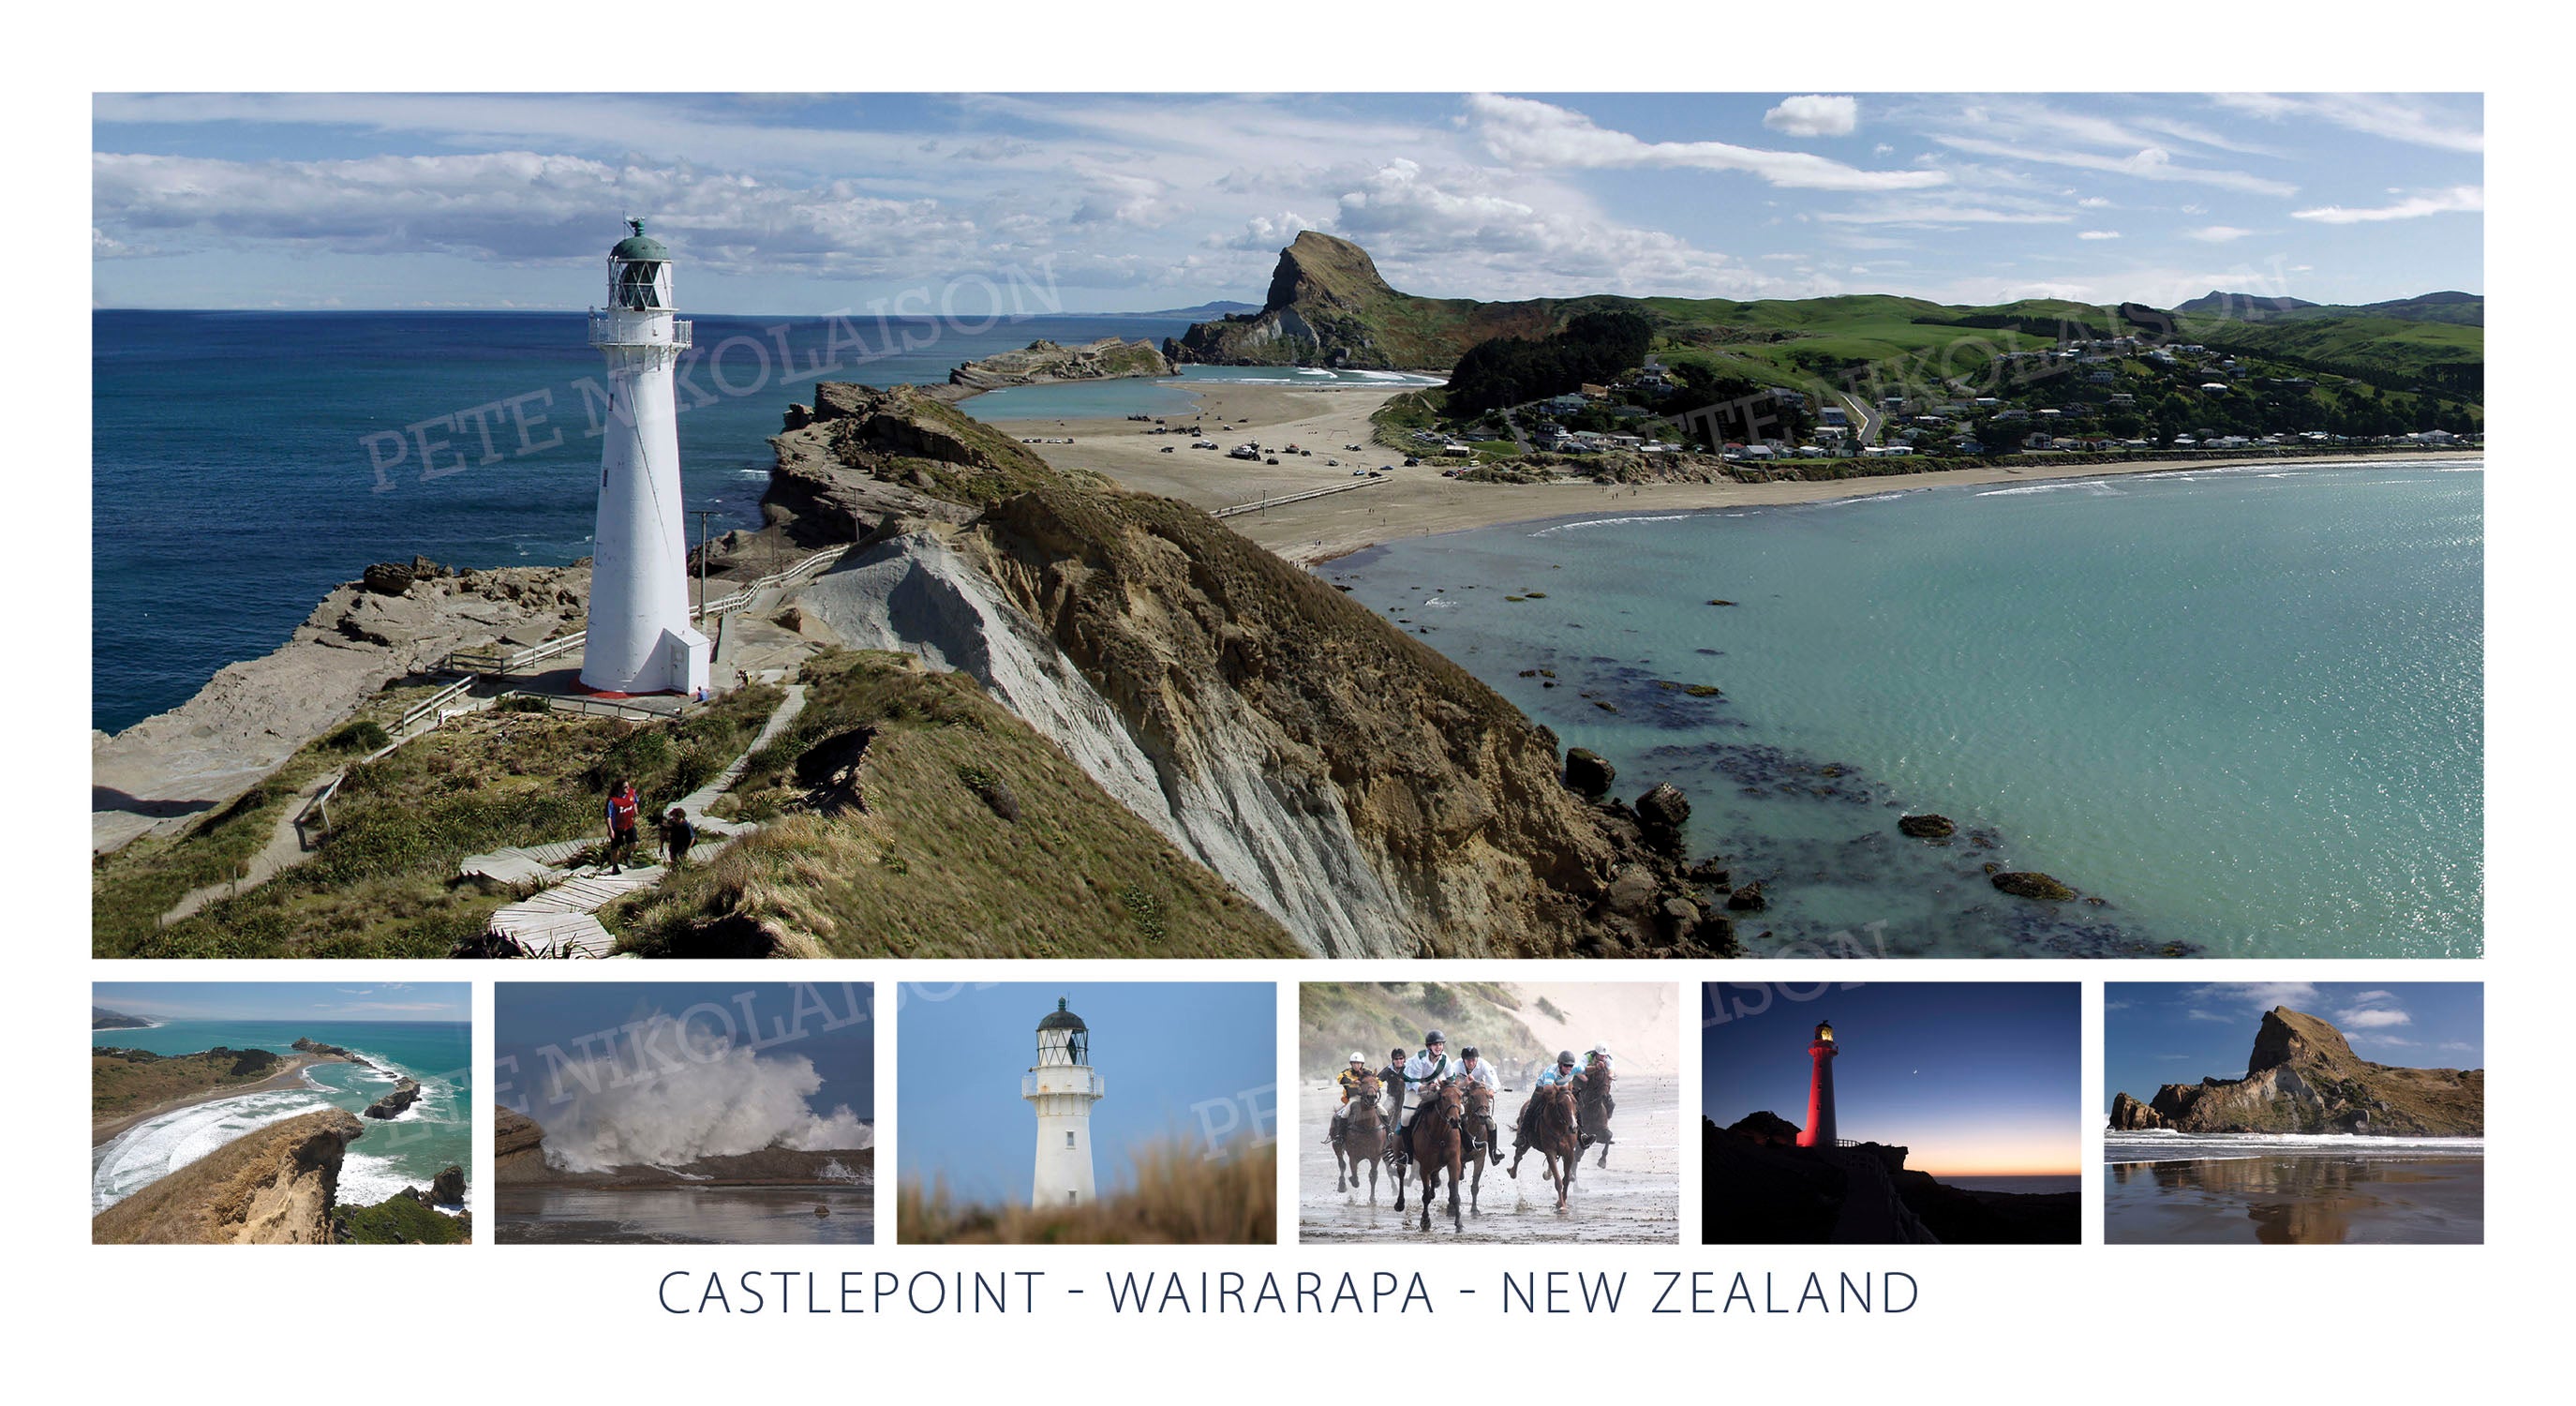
[1898,814,1957,840]
[1686,855,1729,886]
[364,1078,423,1120]
[1635,782,1691,853]
[814,1204,831,1218]
[360,561,415,596]
[431,1165,466,1204]
[1990,872,2077,902]
[2108,1092,2165,1130]
[1726,881,1766,912]
[1635,781,1690,828]
[1707,599,1737,606]
[1564,748,1616,800]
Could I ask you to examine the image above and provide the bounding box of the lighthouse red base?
[1797,1031,1839,1148]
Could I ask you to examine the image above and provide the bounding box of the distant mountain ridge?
[92,1005,153,1029]
[1167,234,2485,394]
[2178,288,2483,327]
[2109,1006,2483,1136]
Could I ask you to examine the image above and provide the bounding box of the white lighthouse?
[580,217,710,697]
[1024,997,1106,1207]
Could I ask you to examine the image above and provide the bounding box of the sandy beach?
[1003,381,2482,565]
[90,1051,330,1146]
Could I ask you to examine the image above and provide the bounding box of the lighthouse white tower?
[1024,997,1106,1207]
[581,218,710,697]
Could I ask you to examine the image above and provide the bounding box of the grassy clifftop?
[613,651,1302,958]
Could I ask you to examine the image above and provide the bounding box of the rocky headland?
[1703,1114,2076,1245]
[1169,231,1622,370]
[947,337,1171,392]
[93,556,592,853]
[750,381,1731,958]
[2108,1006,2483,1135]
[93,1107,364,1244]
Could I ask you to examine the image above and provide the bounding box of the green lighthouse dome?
[610,217,669,262]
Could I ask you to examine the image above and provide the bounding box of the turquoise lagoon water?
[92,1018,473,1212]
[1330,460,2482,958]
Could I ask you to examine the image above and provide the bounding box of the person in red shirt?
[604,778,641,874]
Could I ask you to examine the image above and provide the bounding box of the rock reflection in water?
[2106,1153,2480,1245]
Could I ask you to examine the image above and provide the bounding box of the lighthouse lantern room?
[580,217,709,698]
[1024,997,1106,1207]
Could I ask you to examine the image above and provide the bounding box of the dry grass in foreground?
[900,1141,1275,1245]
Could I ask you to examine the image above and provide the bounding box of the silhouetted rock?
[1727,881,1766,912]
[1898,814,1956,840]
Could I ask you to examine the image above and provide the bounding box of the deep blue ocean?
[92,308,1207,731]
[1332,461,2483,959]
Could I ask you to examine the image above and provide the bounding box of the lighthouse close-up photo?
[1701,982,2082,1244]
[896,982,1280,1243]
[1025,997,1106,1207]
[581,218,709,699]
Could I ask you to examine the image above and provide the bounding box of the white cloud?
[2337,1008,2414,1029]
[1764,95,1860,138]
[2077,196,2112,208]
[92,150,988,279]
[1934,135,2299,197]
[2292,185,2483,224]
[2214,93,2483,153]
[2078,230,2122,240]
[2187,225,2258,242]
[1467,94,1944,192]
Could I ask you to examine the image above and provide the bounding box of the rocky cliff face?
[494,1108,548,1183]
[2111,1007,2483,1136]
[948,337,1172,392]
[758,384,1728,958]
[92,1108,364,1244]
[1169,232,1580,370]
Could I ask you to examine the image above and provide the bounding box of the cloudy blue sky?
[94,981,468,1021]
[2104,982,2484,1114]
[91,92,2482,313]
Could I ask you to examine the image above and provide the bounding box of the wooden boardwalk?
[467,683,806,957]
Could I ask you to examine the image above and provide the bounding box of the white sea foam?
[2106,1129,2482,1162]
[92,1090,332,1212]
[1529,513,1698,537]
[336,1147,427,1208]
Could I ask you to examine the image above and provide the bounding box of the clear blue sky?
[1701,981,2079,1175]
[93,93,2480,311]
[2105,981,2484,1113]
[898,982,1276,1204]
[493,981,874,1120]
[94,981,466,1021]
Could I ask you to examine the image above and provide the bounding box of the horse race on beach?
[1300,981,1682,1244]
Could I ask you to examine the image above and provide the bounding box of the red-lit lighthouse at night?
[1796,1019,1839,1148]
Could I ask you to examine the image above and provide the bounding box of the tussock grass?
[95,686,781,958]
[616,651,1299,959]
[899,1141,1275,1245]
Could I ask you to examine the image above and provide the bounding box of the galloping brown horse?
[1575,1063,1616,1169]
[1458,1083,1500,1217]
[1334,1074,1387,1203]
[1392,1079,1466,1233]
[1511,1081,1581,1211]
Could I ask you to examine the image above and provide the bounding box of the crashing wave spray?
[538,1014,871,1171]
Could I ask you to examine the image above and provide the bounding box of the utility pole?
[691,509,717,624]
